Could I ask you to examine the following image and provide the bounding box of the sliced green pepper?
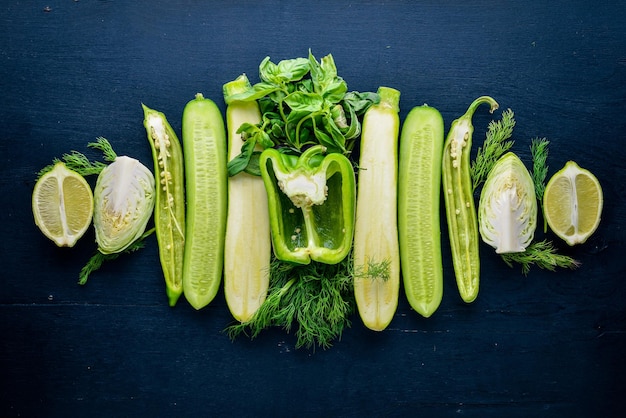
[259,145,355,265]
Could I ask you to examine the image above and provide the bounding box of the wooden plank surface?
[1,1,625,416]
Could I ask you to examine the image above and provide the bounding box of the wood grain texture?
[1,1,625,416]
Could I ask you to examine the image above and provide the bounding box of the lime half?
[543,161,603,246]
[32,162,94,247]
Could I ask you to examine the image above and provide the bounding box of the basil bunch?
[224,50,379,176]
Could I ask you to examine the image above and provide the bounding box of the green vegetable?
[143,104,186,307]
[181,93,227,310]
[93,155,155,254]
[478,152,537,254]
[259,144,355,265]
[398,104,444,318]
[224,50,378,176]
[353,86,401,331]
[226,255,354,350]
[223,75,272,322]
[472,114,579,273]
[442,96,499,303]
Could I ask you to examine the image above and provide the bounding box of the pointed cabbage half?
[94,156,156,254]
[478,152,537,254]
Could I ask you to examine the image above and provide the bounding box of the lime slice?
[543,161,603,246]
[32,162,94,247]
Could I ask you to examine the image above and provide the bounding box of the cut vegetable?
[32,162,94,247]
[93,156,155,254]
[543,160,603,246]
[478,152,537,254]
[442,96,498,303]
[223,75,271,322]
[353,86,401,331]
[398,104,444,318]
[260,145,356,265]
[181,93,227,310]
[143,104,186,307]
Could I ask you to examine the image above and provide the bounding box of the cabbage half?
[94,156,155,254]
[478,152,537,254]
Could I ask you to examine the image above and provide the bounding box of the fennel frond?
[471,108,515,192]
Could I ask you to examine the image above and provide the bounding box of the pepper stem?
[297,144,326,169]
[463,96,499,118]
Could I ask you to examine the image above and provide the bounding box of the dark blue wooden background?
[1,1,625,417]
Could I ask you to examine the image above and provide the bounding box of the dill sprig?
[354,257,391,282]
[78,227,155,285]
[530,137,550,232]
[61,151,107,176]
[500,240,580,275]
[36,137,117,178]
[530,137,549,200]
[226,256,355,350]
[471,108,515,192]
[88,136,117,163]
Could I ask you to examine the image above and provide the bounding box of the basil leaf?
[260,56,309,85]
[283,91,324,113]
[343,91,380,115]
[314,128,337,151]
[322,116,347,151]
[236,122,258,135]
[258,56,281,84]
[225,81,278,103]
[243,151,262,176]
[276,57,309,82]
[296,79,313,93]
[227,137,257,177]
[319,54,338,79]
[257,130,274,149]
[322,78,348,104]
[342,104,361,140]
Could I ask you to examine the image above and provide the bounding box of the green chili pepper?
[442,96,498,303]
[142,104,186,306]
[259,144,355,265]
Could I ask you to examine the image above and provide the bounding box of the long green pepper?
[442,96,498,303]
[142,104,186,306]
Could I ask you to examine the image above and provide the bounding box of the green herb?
[354,257,391,282]
[224,50,379,176]
[471,108,515,192]
[88,136,118,163]
[530,137,550,232]
[226,255,355,350]
[37,137,116,178]
[500,240,580,275]
[79,228,155,285]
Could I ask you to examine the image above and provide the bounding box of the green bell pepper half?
[259,145,356,265]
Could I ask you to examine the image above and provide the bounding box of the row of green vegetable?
[34,51,599,349]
